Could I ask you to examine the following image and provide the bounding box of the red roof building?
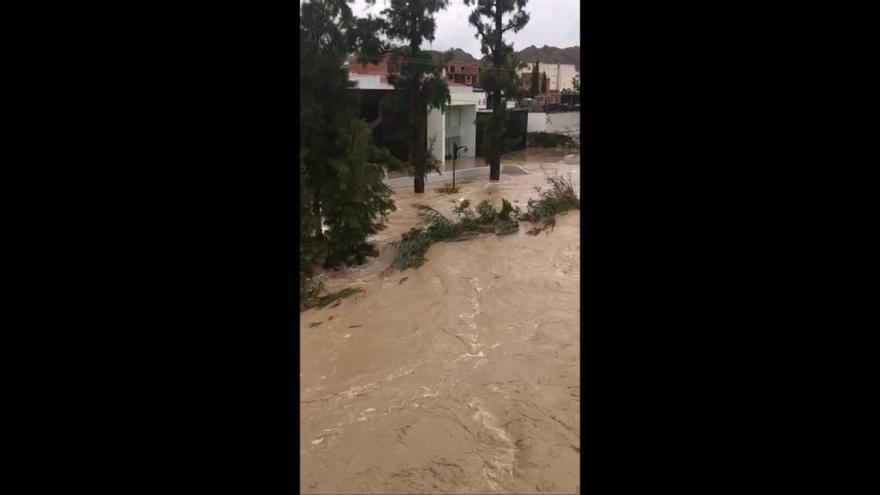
[444,61,482,87]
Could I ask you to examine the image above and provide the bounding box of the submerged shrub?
[518,175,580,234]
[390,199,523,270]
[527,132,577,148]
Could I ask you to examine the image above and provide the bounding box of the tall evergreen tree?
[300,0,395,268]
[530,58,540,97]
[359,0,452,194]
[465,0,530,181]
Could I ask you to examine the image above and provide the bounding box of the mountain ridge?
[428,45,580,71]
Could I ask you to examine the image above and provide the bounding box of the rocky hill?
[427,45,580,71]
[514,45,580,71]
[424,48,481,63]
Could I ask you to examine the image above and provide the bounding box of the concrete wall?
[526,111,579,141]
[544,111,580,137]
[459,105,477,157]
[527,112,547,133]
[427,107,445,165]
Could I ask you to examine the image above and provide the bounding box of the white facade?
[519,63,578,92]
[428,86,480,165]
[349,74,393,90]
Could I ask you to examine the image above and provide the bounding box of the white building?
[348,64,480,168]
[427,84,480,164]
[518,63,578,92]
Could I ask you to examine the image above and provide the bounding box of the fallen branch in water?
[389,176,579,270]
[300,279,365,311]
[517,175,580,235]
[389,197,520,271]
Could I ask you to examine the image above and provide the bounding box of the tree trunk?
[411,91,426,193]
[489,2,504,182]
[409,32,426,194]
[489,90,501,181]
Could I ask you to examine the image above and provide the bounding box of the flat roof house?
[346,57,481,171]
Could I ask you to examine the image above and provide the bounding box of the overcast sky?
[349,0,580,57]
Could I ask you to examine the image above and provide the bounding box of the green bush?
[527,132,577,148]
[390,199,522,270]
[390,175,580,269]
[518,175,580,234]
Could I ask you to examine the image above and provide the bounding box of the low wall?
[544,111,579,136]
[527,112,547,132]
[526,111,579,137]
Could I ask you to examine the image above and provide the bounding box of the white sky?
[349,0,580,57]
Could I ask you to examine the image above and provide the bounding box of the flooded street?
[300,149,581,494]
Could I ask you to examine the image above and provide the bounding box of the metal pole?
[452,143,456,191]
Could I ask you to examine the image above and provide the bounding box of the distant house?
[346,57,481,167]
[517,63,578,93]
[444,61,483,87]
[520,72,549,94]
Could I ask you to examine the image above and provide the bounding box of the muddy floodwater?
[301,149,581,494]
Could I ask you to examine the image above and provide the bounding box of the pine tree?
[465,0,530,181]
[530,58,540,97]
[300,0,396,268]
[357,0,452,194]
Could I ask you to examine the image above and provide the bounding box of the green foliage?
[530,59,540,97]
[300,0,396,272]
[314,287,365,308]
[358,1,452,192]
[322,119,397,266]
[518,175,580,234]
[390,175,577,270]
[300,276,324,311]
[390,227,437,271]
[300,279,364,311]
[527,132,577,148]
[465,0,530,175]
[390,198,522,270]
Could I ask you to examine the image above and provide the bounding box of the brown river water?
[300,149,581,494]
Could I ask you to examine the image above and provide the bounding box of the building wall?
[527,112,547,132]
[444,62,482,87]
[519,63,578,92]
[544,111,579,136]
[427,107,445,165]
[459,105,477,158]
[553,64,578,92]
[349,74,387,90]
